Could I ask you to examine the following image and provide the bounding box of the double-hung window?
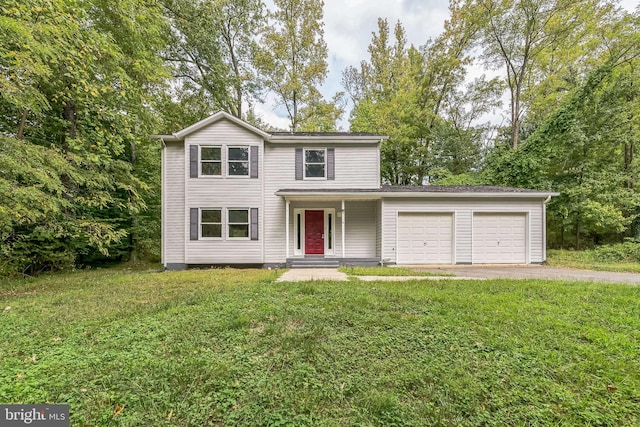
[200,146,221,176]
[201,209,222,238]
[192,207,257,241]
[228,147,249,176]
[228,209,249,238]
[304,149,326,178]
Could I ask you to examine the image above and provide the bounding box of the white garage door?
[397,213,453,264]
[473,213,526,264]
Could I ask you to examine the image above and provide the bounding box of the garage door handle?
[497,241,500,246]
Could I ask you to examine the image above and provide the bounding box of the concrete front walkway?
[276,268,480,282]
[277,268,348,282]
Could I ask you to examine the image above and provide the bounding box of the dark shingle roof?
[277,185,550,193]
[379,185,545,193]
[270,132,381,136]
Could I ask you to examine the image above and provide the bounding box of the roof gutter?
[267,136,388,143]
[275,191,560,199]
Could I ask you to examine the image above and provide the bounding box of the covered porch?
[276,190,383,267]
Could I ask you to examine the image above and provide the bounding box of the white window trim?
[199,208,223,240]
[293,209,305,256]
[199,146,222,178]
[227,208,251,240]
[292,208,335,256]
[226,146,250,178]
[303,148,327,180]
[324,209,335,255]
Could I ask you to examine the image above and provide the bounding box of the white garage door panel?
[473,213,526,263]
[397,213,453,264]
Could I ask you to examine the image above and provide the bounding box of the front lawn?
[1,268,638,426]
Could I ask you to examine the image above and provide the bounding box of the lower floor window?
[228,209,249,238]
[201,209,222,238]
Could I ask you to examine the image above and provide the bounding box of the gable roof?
[155,111,271,141]
[152,111,387,143]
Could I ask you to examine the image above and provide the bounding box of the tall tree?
[485,15,640,248]
[255,0,329,131]
[161,0,264,124]
[470,0,615,149]
[346,13,498,184]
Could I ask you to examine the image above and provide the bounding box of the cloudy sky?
[256,0,638,131]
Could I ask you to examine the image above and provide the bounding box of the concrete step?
[288,259,340,268]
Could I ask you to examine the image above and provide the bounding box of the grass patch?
[338,266,451,276]
[548,249,640,273]
[1,268,639,426]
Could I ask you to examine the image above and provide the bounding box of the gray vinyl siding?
[183,119,264,264]
[164,142,185,264]
[263,142,380,262]
[382,197,546,264]
[345,201,377,257]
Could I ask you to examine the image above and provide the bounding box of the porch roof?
[275,185,559,200]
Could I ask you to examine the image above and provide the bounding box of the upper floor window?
[201,147,221,176]
[228,147,249,176]
[305,149,325,178]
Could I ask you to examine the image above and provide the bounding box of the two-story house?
[156,111,556,270]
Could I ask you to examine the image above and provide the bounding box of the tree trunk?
[292,89,297,132]
[129,139,138,263]
[17,110,27,139]
[62,101,77,150]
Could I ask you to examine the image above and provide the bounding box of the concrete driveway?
[410,265,640,285]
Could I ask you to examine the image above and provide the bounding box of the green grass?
[548,249,640,273]
[338,266,451,276]
[1,268,639,426]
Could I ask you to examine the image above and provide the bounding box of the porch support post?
[285,199,290,259]
[341,199,346,258]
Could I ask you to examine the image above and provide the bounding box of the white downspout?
[285,199,290,260]
[160,137,166,267]
[341,200,346,258]
[543,195,551,262]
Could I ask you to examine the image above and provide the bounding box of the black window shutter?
[327,148,335,180]
[295,148,303,180]
[250,146,258,178]
[190,208,199,240]
[190,145,198,178]
[250,208,259,240]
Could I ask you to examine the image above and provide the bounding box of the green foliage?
[0,0,169,274]
[160,0,265,122]
[1,268,639,425]
[548,246,640,272]
[255,0,336,131]
[346,15,499,184]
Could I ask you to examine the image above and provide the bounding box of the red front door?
[305,210,324,254]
